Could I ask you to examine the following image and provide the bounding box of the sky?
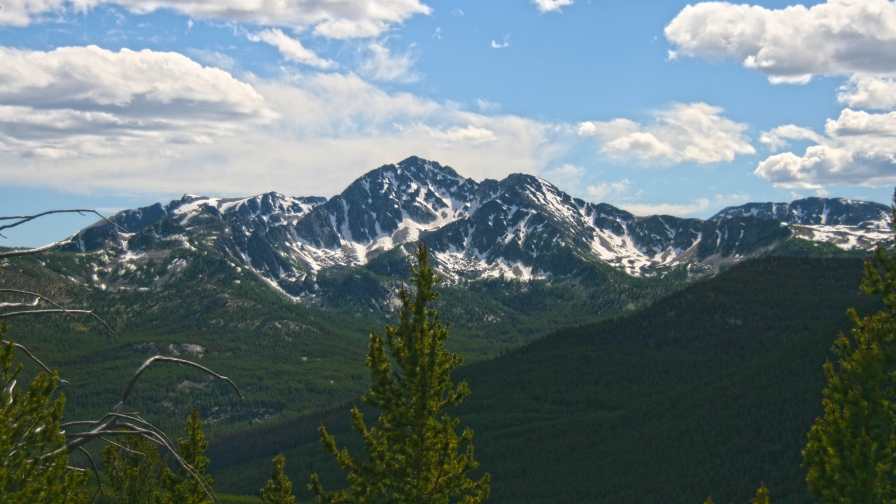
[2,0,896,246]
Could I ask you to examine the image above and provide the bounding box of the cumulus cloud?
[578,102,755,165]
[532,0,574,13]
[838,74,896,110]
[759,125,826,152]
[247,29,336,69]
[0,50,570,196]
[618,199,711,217]
[755,108,896,188]
[587,179,631,202]
[0,0,430,39]
[358,42,420,82]
[0,45,276,159]
[665,0,896,84]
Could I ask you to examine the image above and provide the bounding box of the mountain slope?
[66,157,887,302]
[206,256,880,503]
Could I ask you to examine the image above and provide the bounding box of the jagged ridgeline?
[69,156,887,291]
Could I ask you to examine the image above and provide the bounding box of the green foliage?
[260,454,294,504]
[167,408,214,504]
[310,243,490,503]
[102,432,169,504]
[210,256,875,503]
[752,483,770,504]
[0,327,89,503]
[802,204,896,503]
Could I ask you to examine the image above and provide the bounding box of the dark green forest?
[0,234,885,503]
[205,256,879,503]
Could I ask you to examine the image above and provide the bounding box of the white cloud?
[532,0,574,14]
[838,74,896,110]
[247,29,336,69]
[759,125,826,152]
[0,0,431,39]
[578,102,755,165]
[359,42,420,82]
[755,108,896,188]
[587,179,631,202]
[665,0,896,84]
[491,36,510,49]
[541,163,585,188]
[0,55,570,197]
[618,199,711,217]
[0,45,275,159]
[184,49,236,71]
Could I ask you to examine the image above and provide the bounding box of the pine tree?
[309,242,490,503]
[102,431,168,504]
[803,193,896,502]
[0,330,89,503]
[752,483,770,504]
[260,454,295,504]
[166,408,213,504]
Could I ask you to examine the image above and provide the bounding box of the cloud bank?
[0,45,568,196]
[0,0,431,38]
[755,108,896,188]
[665,0,896,83]
[578,103,755,165]
[0,45,276,159]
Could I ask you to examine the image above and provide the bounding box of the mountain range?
[67,156,890,299]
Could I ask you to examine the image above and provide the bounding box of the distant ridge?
[67,156,890,297]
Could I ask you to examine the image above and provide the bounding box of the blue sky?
[2,0,896,246]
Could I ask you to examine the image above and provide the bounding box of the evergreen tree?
[752,483,770,504]
[0,329,89,503]
[309,243,490,503]
[803,193,896,502]
[102,431,168,504]
[260,454,295,504]
[166,408,213,504]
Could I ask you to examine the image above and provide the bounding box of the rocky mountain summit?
[69,156,890,297]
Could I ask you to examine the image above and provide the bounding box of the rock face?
[73,156,890,296]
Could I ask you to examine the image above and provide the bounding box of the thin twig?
[0,209,127,234]
[0,238,76,258]
[0,309,96,320]
[75,446,104,500]
[0,289,118,339]
[1,340,69,385]
[0,299,38,309]
[100,436,146,457]
[115,355,243,412]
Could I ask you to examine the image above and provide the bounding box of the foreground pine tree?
[0,329,89,503]
[102,433,168,504]
[166,408,213,504]
[261,454,295,504]
[309,243,490,503]
[803,193,896,502]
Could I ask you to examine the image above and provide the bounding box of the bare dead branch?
[0,289,119,339]
[0,309,96,320]
[0,209,127,234]
[2,340,69,385]
[100,436,146,457]
[75,446,103,500]
[0,238,76,258]
[64,424,220,504]
[115,356,243,412]
[0,298,38,309]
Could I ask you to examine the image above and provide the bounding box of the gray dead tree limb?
[1,209,240,504]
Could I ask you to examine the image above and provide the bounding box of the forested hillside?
[207,256,879,503]
[0,243,678,436]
